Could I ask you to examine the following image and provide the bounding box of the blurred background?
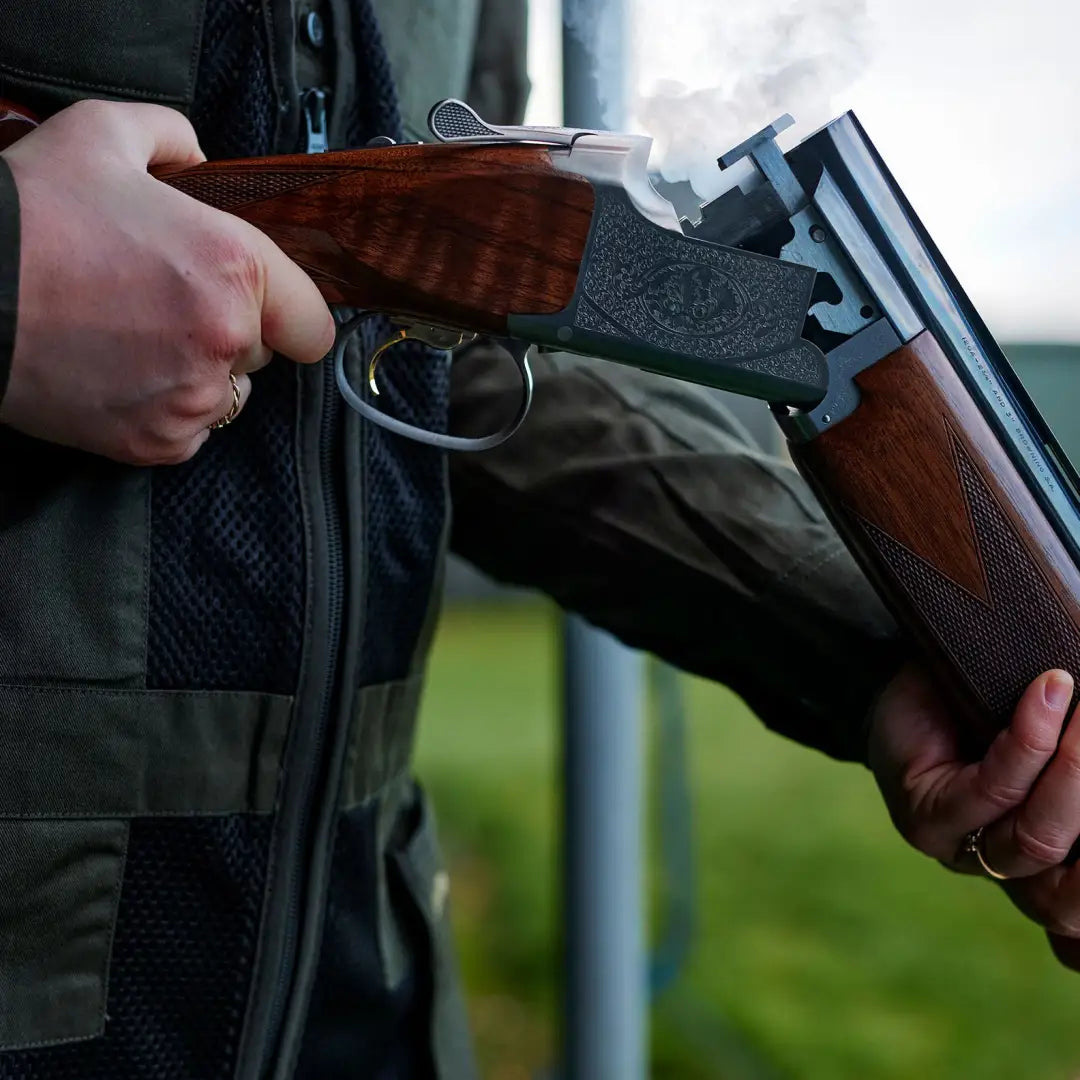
[419,1,1080,1077]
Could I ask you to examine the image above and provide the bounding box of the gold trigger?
[368,329,408,395]
[368,323,479,396]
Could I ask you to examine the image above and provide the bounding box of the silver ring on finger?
[960,825,1011,881]
[209,372,241,430]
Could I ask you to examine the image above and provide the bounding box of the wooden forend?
[791,330,1080,742]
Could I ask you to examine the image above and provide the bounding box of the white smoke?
[637,0,872,200]
[565,0,874,203]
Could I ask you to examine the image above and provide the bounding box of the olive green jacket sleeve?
[0,157,18,406]
[447,343,908,763]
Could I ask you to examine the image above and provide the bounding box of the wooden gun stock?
[790,331,1080,744]
[0,100,38,150]
[0,99,596,333]
[151,147,595,334]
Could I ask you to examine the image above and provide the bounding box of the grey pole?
[561,4,647,1079]
[562,619,646,1080]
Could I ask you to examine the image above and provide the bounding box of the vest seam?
[0,65,193,103]
[186,0,210,110]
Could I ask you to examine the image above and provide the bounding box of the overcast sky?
[526,0,1080,342]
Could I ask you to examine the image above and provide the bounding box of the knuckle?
[1055,749,1080,783]
[63,99,128,146]
[973,771,1028,813]
[900,819,939,857]
[189,307,254,366]
[65,98,113,126]
[1008,725,1058,759]
[1046,913,1080,939]
[170,382,227,423]
[179,247,261,363]
[113,417,198,467]
[111,431,159,468]
[190,228,263,297]
[1013,821,1072,867]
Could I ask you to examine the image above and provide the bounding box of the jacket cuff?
[0,156,20,408]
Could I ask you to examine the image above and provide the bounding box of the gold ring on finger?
[960,825,1011,881]
[209,373,242,430]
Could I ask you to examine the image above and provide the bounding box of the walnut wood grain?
[152,144,596,334]
[791,330,1080,742]
[0,99,38,152]
[0,106,596,330]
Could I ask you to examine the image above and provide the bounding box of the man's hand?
[0,99,336,464]
[869,664,1080,970]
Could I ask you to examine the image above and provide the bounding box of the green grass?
[414,600,1080,1080]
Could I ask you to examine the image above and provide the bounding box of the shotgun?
[3,97,1077,743]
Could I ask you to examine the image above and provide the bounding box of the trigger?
[332,312,533,452]
[368,323,478,395]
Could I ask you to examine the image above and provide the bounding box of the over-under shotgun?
[4,97,1077,743]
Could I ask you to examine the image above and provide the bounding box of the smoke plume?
[565,0,874,203]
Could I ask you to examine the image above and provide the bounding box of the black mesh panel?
[341,0,451,686]
[146,0,303,696]
[355,318,449,685]
[0,815,272,1080]
[294,803,433,1080]
[345,0,402,150]
[147,359,304,694]
[189,0,277,160]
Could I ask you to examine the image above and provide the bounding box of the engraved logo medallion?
[634,261,746,337]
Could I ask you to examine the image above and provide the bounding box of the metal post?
[562,618,645,1080]
[561,3,646,1079]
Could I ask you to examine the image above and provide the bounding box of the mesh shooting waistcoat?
[0,1,449,1076]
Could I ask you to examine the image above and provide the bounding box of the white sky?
[526,0,1080,342]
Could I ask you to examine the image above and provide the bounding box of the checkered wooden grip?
[791,330,1080,744]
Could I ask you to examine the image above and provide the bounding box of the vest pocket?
[0,684,291,1057]
[0,435,148,685]
[0,819,127,1049]
[0,0,204,113]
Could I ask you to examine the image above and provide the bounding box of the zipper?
[301,88,329,154]
[260,85,344,1073]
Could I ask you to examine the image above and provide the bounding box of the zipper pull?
[302,88,329,154]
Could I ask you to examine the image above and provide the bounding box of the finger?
[982,691,1080,878]
[172,426,212,464]
[945,670,1070,840]
[1002,864,1080,937]
[1048,931,1080,970]
[247,227,336,364]
[232,342,274,376]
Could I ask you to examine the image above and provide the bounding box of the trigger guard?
[333,312,533,452]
